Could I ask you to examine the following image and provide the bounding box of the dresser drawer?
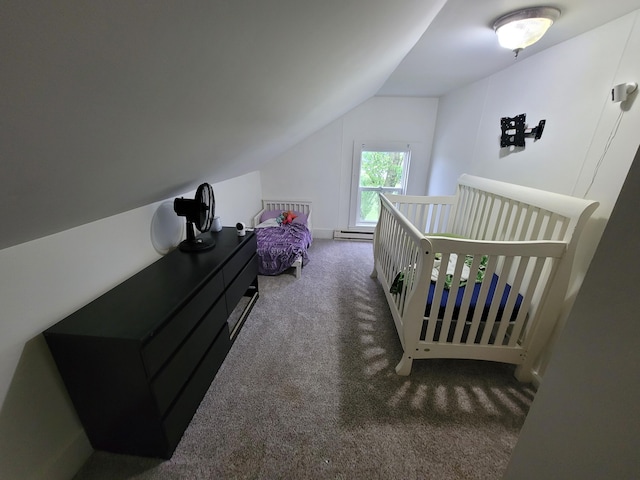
[226,253,258,313]
[142,273,225,378]
[151,297,228,415]
[162,323,231,455]
[222,234,257,287]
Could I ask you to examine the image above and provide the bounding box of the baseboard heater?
[333,230,374,241]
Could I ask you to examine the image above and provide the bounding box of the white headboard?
[252,200,313,230]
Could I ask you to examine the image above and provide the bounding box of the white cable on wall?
[583,108,625,198]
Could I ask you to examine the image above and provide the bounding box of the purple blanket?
[256,223,313,275]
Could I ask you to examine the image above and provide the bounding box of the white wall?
[429,10,640,203]
[428,10,640,376]
[260,96,439,237]
[0,171,262,480]
[207,172,264,229]
[505,145,640,480]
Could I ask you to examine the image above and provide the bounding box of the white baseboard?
[333,229,374,241]
[310,229,374,241]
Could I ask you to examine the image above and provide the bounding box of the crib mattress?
[423,274,524,343]
[426,273,523,321]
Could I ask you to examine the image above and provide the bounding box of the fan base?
[178,238,216,253]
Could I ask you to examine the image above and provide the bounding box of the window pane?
[351,144,410,228]
[359,190,380,223]
[360,151,405,189]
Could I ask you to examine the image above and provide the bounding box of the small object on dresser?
[236,222,246,236]
[211,216,222,232]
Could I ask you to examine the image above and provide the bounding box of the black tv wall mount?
[500,113,545,148]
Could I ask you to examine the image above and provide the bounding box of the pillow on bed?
[260,210,282,222]
[292,212,308,225]
[255,217,280,229]
[260,210,308,225]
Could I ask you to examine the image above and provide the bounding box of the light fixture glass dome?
[493,7,560,56]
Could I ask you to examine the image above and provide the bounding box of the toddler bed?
[252,200,313,278]
[372,174,599,381]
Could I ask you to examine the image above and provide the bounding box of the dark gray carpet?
[74,239,535,480]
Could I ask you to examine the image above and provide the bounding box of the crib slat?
[426,204,438,233]
[452,187,469,234]
[478,194,494,240]
[496,200,511,241]
[397,234,411,316]
[508,256,549,347]
[465,257,498,343]
[493,256,529,345]
[424,251,452,342]
[528,208,544,240]
[479,257,515,345]
[474,257,513,345]
[487,198,505,240]
[509,203,525,241]
[545,212,569,241]
[450,255,485,343]
[422,205,438,233]
[465,189,481,238]
[435,253,465,342]
[470,191,488,239]
[517,206,535,241]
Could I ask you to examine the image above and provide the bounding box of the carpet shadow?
[335,241,536,431]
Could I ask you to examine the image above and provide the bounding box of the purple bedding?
[256,223,313,275]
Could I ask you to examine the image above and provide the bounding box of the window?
[349,142,411,229]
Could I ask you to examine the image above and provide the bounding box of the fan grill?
[173,183,216,252]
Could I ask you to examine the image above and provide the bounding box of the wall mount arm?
[525,119,546,140]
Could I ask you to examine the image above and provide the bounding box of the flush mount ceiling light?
[493,7,561,57]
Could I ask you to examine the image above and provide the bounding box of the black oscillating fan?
[173,183,215,252]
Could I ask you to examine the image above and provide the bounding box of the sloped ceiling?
[1,0,446,249]
[4,0,640,250]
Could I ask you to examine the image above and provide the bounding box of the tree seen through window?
[359,150,406,222]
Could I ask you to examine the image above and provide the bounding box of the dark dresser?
[44,227,258,458]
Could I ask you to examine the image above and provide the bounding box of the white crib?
[371,174,599,381]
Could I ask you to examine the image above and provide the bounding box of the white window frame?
[349,141,411,230]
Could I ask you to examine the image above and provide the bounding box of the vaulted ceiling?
[3,0,640,250]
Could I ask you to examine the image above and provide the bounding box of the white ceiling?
[380,0,640,96]
[2,0,640,250]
